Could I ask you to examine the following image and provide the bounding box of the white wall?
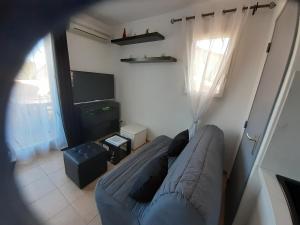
[113,1,277,171]
[247,187,276,225]
[203,9,276,171]
[66,14,115,74]
[232,2,298,223]
[262,72,300,181]
[65,2,280,172]
[66,31,115,74]
[113,10,193,141]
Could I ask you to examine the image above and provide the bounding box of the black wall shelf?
[121,56,177,64]
[111,32,165,46]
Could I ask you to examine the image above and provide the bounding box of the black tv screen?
[71,71,115,103]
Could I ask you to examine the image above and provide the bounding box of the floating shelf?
[111,32,165,46]
[121,56,177,64]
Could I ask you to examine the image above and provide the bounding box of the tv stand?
[75,100,120,143]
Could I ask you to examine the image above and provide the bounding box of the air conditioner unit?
[68,22,111,43]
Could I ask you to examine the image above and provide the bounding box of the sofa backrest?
[144,125,224,225]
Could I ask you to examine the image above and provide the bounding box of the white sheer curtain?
[6,35,67,160]
[183,5,249,137]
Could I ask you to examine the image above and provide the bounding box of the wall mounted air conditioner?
[68,22,111,43]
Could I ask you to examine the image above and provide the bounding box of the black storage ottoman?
[63,142,108,189]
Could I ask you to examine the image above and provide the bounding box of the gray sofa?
[95,125,224,225]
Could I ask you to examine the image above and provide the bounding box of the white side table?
[120,124,147,150]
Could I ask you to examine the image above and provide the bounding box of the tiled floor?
[15,150,114,225]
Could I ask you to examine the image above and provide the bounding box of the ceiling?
[87,0,203,25]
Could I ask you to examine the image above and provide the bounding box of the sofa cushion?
[130,155,168,202]
[95,126,224,225]
[168,157,177,169]
[151,125,224,225]
[167,130,189,157]
[95,135,172,225]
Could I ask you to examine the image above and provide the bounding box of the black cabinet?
[75,100,120,142]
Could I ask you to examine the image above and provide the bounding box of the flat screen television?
[71,71,115,104]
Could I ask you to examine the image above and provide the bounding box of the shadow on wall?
[203,95,244,173]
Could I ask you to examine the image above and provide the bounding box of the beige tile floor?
[14,150,114,225]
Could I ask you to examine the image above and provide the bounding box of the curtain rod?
[170,1,276,24]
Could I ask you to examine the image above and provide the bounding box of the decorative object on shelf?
[121,56,177,64]
[146,28,149,34]
[111,32,165,46]
[123,28,127,38]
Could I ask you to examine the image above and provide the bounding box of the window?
[15,41,51,104]
[192,37,230,96]
[6,36,67,160]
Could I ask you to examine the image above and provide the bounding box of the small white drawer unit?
[120,124,147,150]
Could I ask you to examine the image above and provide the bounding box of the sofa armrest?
[95,184,140,225]
[142,193,204,225]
